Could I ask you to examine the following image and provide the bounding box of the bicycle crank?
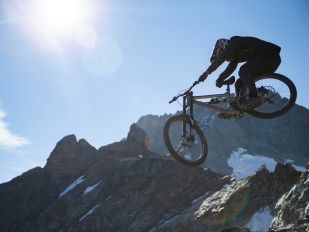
[217,110,243,119]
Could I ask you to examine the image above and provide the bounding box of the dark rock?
[0,132,228,232]
[274,162,301,182]
[44,134,97,183]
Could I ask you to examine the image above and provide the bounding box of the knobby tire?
[248,73,297,119]
[163,114,208,167]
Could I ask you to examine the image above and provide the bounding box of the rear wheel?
[163,114,207,167]
[247,73,297,119]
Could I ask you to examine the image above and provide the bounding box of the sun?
[28,0,88,35]
[12,0,96,53]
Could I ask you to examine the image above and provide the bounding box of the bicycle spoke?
[175,143,185,153]
[254,77,290,113]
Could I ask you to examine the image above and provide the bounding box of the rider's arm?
[206,55,225,74]
[216,59,238,83]
[198,55,225,82]
[199,38,237,81]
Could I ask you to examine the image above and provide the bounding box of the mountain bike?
[163,73,297,167]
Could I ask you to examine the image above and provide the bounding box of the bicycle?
[163,73,297,167]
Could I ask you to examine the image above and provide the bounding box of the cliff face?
[0,125,308,232]
[136,103,309,174]
[270,164,309,231]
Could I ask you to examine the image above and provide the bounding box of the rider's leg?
[235,78,244,97]
[237,51,281,110]
[238,51,281,97]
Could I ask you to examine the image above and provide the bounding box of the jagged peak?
[57,134,77,146]
[126,123,150,148]
[44,134,97,171]
[78,138,93,148]
[50,134,96,153]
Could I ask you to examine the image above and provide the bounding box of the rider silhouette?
[198,36,281,109]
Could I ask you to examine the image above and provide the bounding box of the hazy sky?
[0,0,308,183]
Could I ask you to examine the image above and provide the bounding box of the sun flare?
[10,0,96,53]
[28,0,88,35]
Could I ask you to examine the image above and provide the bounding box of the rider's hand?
[198,73,207,83]
[216,80,223,88]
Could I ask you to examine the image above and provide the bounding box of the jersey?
[206,36,281,82]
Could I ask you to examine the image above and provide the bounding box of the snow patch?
[83,180,102,196]
[79,203,102,222]
[105,194,112,201]
[228,148,277,180]
[59,175,85,198]
[149,214,181,232]
[191,192,211,204]
[246,206,273,232]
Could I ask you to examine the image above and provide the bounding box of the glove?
[198,73,208,83]
[216,79,223,88]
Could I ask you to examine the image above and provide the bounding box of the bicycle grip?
[169,97,177,104]
[193,80,199,85]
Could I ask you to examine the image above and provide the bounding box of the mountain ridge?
[0,110,308,231]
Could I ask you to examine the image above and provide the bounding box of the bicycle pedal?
[217,113,231,119]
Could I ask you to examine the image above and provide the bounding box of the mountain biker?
[198,36,281,110]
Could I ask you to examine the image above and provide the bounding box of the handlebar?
[169,80,200,104]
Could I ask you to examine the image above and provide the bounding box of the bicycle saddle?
[222,76,235,85]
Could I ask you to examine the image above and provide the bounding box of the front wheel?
[247,73,297,119]
[163,114,208,167]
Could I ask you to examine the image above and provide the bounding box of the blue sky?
[0,0,308,183]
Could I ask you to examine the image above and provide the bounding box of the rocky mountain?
[0,124,308,232]
[136,103,309,174]
[0,125,227,232]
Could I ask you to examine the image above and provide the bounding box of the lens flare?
[27,0,88,35]
[206,186,250,227]
[5,0,97,54]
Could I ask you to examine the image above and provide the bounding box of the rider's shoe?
[237,97,263,111]
[229,99,238,109]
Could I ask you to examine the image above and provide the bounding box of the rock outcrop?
[270,164,309,232]
[150,164,303,232]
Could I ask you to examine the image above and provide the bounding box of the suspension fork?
[187,91,194,119]
[182,92,194,137]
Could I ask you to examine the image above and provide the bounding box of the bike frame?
[182,84,239,121]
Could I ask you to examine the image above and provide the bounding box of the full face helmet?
[210,38,229,63]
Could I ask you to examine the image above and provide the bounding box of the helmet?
[210,38,229,63]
